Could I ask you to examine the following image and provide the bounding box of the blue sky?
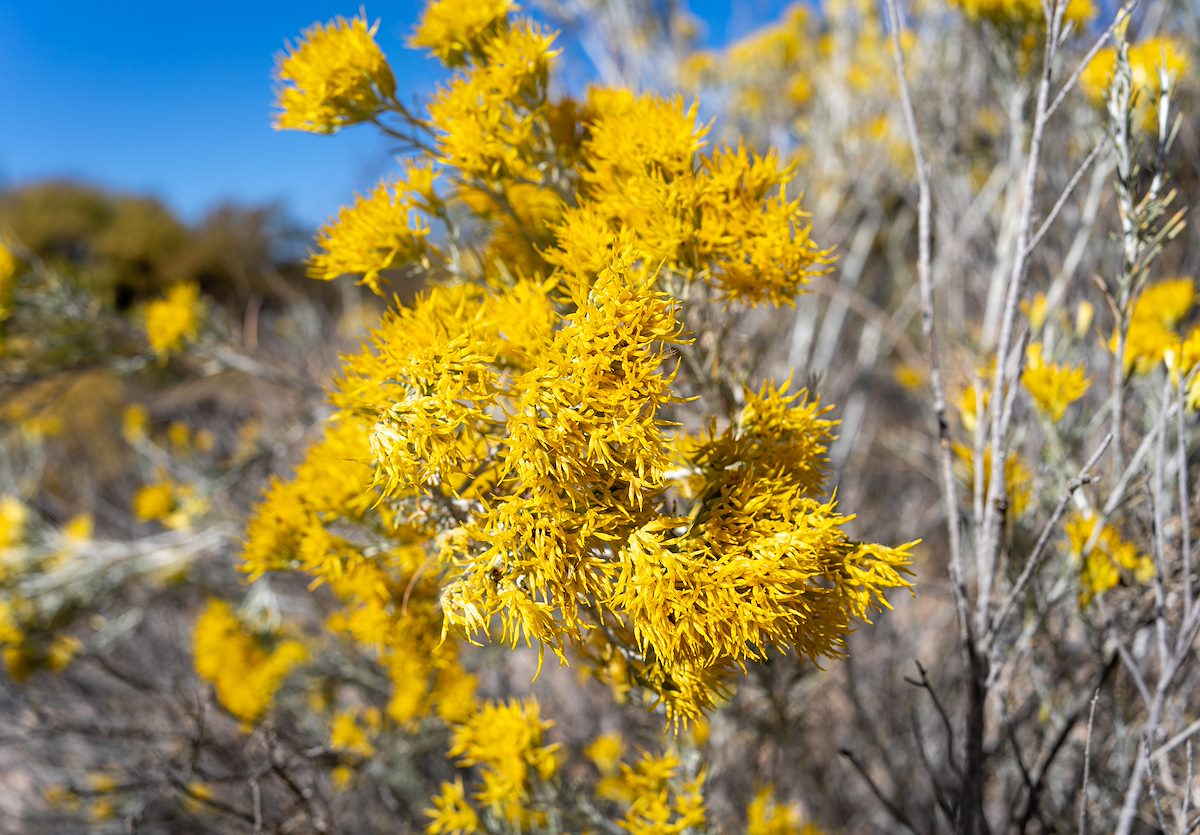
[0,1,789,229]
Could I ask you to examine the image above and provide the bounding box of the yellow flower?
[193,599,307,725]
[308,176,433,294]
[426,778,479,835]
[1074,301,1095,338]
[893,363,925,391]
[47,636,82,671]
[44,785,81,812]
[0,240,16,322]
[1081,37,1189,131]
[954,443,1033,519]
[1022,343,1090,421]
[167,421,191,450]
[410,0,515,67]
[1066,513,1154,605]
[585,732,624,776]
[63,513,93,543]
[330,709,376,757]
[0,495,29,548]
[447,699,559,826]
[612,749,707,835]
[88,798,117,823]
[747,785,819,835]
[144,282,202,357]
[949,0,1095,28]
[1020,292,1048,330]
[1132,277,1195,327]
[274,12,396,134]
[181,782,212,814]
[133,481,176,524]
[252,3,917,745]
[121,404,150,443]
[1116,277,1196,374]
[426,21,559,181]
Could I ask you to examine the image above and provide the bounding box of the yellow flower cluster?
[434,699,558,828]
[1081,37,1189,132]
[1065,514,1154,605]
[427,20,559,181]
[1022,343,1090,422]
[0,504,91,681]
[1083,36,1188,94]
[192,598,307,725]
[410,0,515,68]
[308,169,436,294]
[953,442,1033,519]
[426,779,479,834]
[255,1,916,735]
[274,12,396,134]
[556,93,833,306]
[132,478,207,530]
[679,3,912,174]
[0,494,28,549]
[330,706,380,770]
[144,282,203,357]
[1116,278,1200,395]
[602,748,706,835]
[747,785,820,835]
[615,384,913,719]
[0,240,15,323]
[948,0,1095,28]
[243,415,478,730]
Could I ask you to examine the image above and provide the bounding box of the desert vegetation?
[1,0,1197,832]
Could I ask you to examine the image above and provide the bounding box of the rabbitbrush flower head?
[248,1,916,733]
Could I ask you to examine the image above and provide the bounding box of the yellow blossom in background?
[144,282,202,357]
[893,362,926,391]
[446,699,559,826]
[953,443,1033,519]
[194,428,216,453]
[88,798,117,823]
[1132,277,1195,327]
[948,0,1095,29]
[192,598,308,725]
[181,782,213,814]
[46,635,82,672]
[274,12,396,133]
[1081,37,1190,131]
[1020,292,1048,330]
[43,785,81,813]
[1074,301,1095,338]
[747,785,820,835]
[132,481,176,524]
[955,370,994,435]
[426,778,479,835]
[585,732,624,776]
[0,240,16,322]
[331,708,377,757]
[1022,343,1090,421]
[612,749,707,835]
[62,514,93,543]
[0,600,25,646]
[121,404,149,444]
[1065,513,1154,605]
[410,0,514,67]
[167,421,191,450]
[1116,277,1196,375]
[0,495,28,548]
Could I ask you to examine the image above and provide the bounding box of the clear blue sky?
[0,1,789,230]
